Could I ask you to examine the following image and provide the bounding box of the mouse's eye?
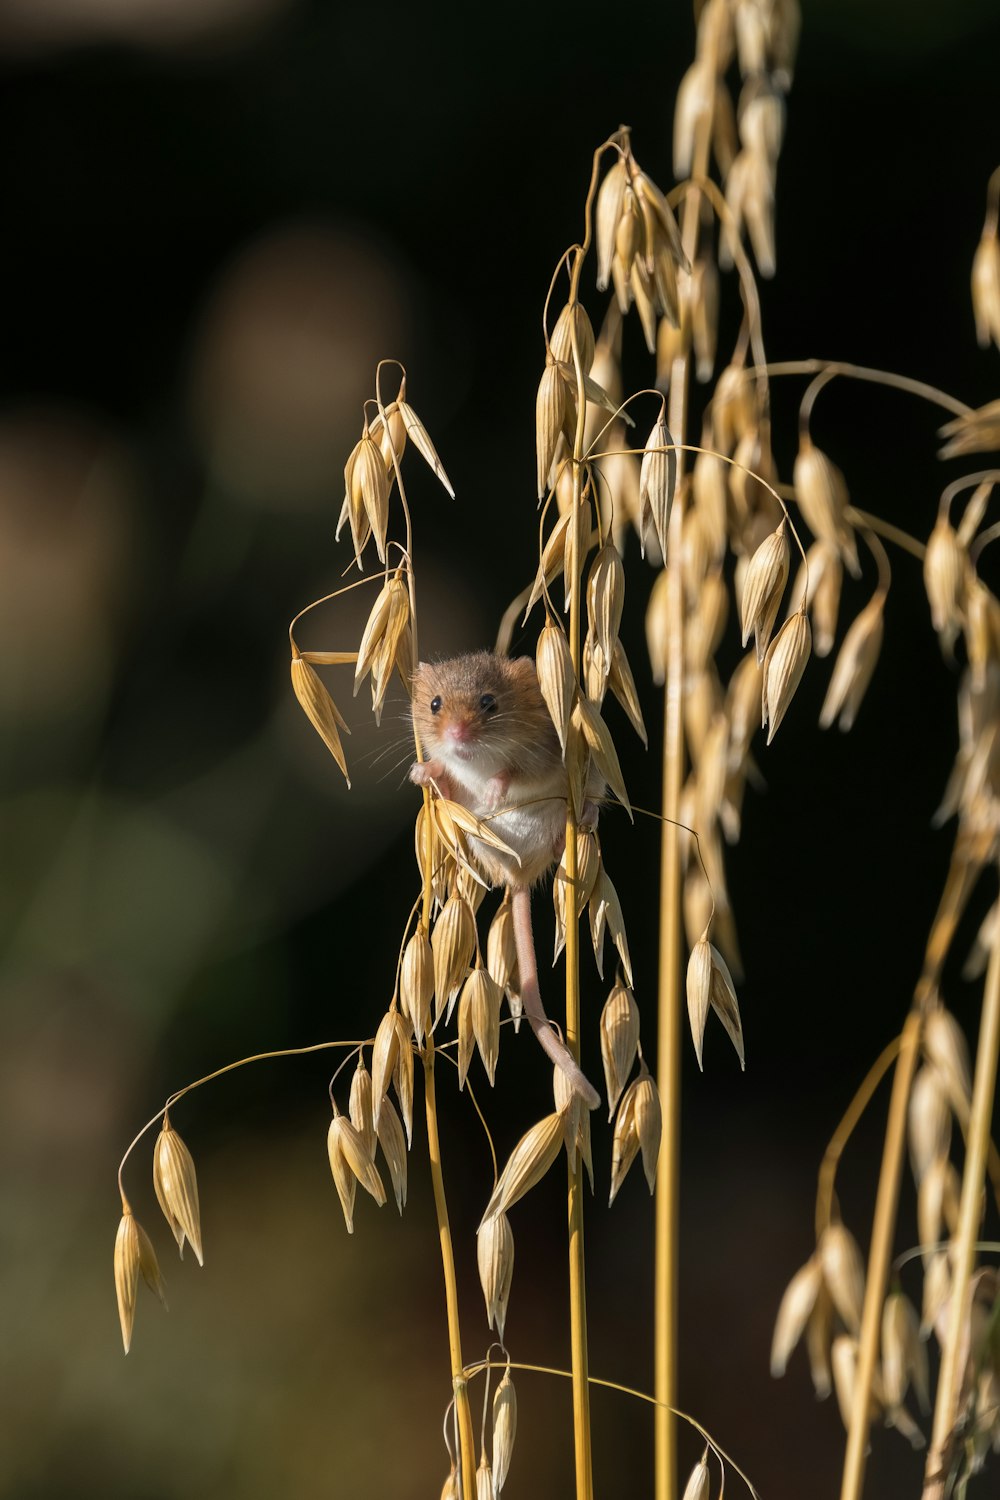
[430,696,442,714]
[479,693,497,713]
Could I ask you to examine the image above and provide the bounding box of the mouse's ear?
[507,656,537,682]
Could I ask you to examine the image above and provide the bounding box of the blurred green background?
[1,2,999,1497]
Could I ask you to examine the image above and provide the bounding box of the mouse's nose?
[445,718,472,745]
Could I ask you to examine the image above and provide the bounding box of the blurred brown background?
[1,2,999,1497]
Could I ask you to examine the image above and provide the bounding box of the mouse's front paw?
[483,771,511,811]
[410,758,444,788]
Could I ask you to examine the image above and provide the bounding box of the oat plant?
[112,4,1000,1499]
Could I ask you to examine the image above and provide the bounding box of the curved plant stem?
[814,1034,903,1242]
[839,1008,923,1500]
[925,862,1000,1494]
[423,1036,477,1500]
[751,359,971,420]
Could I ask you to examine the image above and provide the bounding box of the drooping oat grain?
[152,1119,204,1266]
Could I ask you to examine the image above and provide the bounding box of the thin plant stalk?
[655,82,715,1500]
[839,1009,923,1500]
[424,1035,477,1500]
[559,142,609,1500]
[925,867,1000,1493]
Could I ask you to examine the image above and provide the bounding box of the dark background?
[1,1,999,1497]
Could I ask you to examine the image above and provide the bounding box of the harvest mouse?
[410,651,601,1108]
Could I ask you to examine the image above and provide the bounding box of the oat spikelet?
[400,926,433,1047]
[550,301,596,373]
[152,1119,204,1265]
[922,1007,972,1118]
[681,1454,711,1500]
[818,594,885,732]
[608,638,648,745]
[576,695,631,818]
[486,892,520,1026]
[586,544,625,694]
[908,1065,952,1185]
[475,1453,492,1500]
[492,1367,517,1495]
[432,895,476,1022]
[596,159,628,292]
[476,1210,514,1341]
[375,1095,408,1214]
[639,412,677,560]
[348,1061,376,1161]
[972,222,1000,349]
[740,519,788,663]
[114,1208,167,1354]
[553,1066,594,1189]
[882,1290,928,1411]
[589,862,632,984]
[536,363,567,499]
[536,622,576,754]
[923,516,966,651]
[820,1222,865,1335]
[397,398,455,497]
[600,977,640,1117]
[460,967,502,1088]
[290,651,351,785]
[771,1254,823,1378]
[479,1111,566,1226]
[328,1112,386,1223]
[355,572,410,700]
[761,607,811,743]
[793,436,860,576]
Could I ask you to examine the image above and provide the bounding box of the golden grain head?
[681,1455,711,1500]
[464,967,503,1088]
[535,621,576,754]
[397,398,455,497]
[938,397,1000,459]
[348,1062,376,1162]
[818,593,885,732]
[486,894,519,1008]
[391,1020,414,1147]
[576,695,631,818]
[586,543,625,681]
[830,1335,876,1432]
[331,1111,387,1211]
[431,895,477,1023]
[907,1065,952,1185]
[645,568,671,687]
[918,1155,961,1256]
[685,935,714,1072]
[588,862,633,985]
[972,225,1000,350]
[819,1221,865,1336]
[806,1283,834,1400]
[922,1007,972,1118]
[479,1111,566,1227]
[762,607,811,743]
[492,1367,518,1496]
[535,361,567,500]
[722,144,776,278]
[770,1254,822,1378]
[740,518,788,663]
[439,1465,459,1500]
[152,1120,204,1266]
[290,652,351,785]
[371,1008,402,1130]
[690,255,720,384]
[114,1209,167,1354]
[638,412,677,561]
[327,1113,357,1233]
[881,1291,928,1412]
[674,57,715,178]
[476,1453,493,1500]
[607,638,648,746]
[792,435,861,574]
[600,977,640,1117]
[562,489,593,615]
[400,926,434,1047]
[921,1250,952,1340]
[476,1209,514,1341]
[595,159,628,292]
[739,74,785,161]
[549,301,596,374]
[608,1079,640,1206]
[375,1094,408,1215]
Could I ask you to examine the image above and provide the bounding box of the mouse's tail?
[509,885,601,1110]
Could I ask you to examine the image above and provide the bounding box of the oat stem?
[814,1034,903,1241]
[752,360,971,419]
[423,1036,477,1500]
[558,136,613,1500]
[839,1009,923,1500]
[925,861,1000,1492]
